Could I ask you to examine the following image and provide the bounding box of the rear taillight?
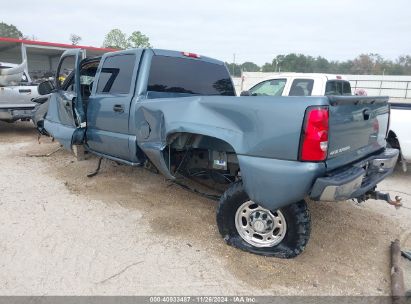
[300,107,329,161]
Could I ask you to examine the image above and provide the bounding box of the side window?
[96,54,136,94]
[57,55,75,90]
[249,79,286,96]
[289,79,314,96]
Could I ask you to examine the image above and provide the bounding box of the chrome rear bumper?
[310,148,399,201]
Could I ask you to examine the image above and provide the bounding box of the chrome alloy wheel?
[234,200,287,248]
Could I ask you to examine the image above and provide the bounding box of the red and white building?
[0,37,117,81]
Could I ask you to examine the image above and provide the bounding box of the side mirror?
[240,90,251,96]
[37,80,55,95]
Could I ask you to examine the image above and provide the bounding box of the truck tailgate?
[326,96,390,171]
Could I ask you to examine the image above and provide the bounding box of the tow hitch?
[358,190,403,208]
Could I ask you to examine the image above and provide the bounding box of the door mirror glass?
[37,80,55,95]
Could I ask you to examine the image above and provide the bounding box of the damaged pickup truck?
[37,48,401,258]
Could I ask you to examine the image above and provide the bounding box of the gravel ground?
[0,121,410,296]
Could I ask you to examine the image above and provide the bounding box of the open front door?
[43,49,86,150]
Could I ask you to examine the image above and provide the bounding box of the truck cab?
[42,48,235,165]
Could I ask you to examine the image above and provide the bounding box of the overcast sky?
[2,0,410,65]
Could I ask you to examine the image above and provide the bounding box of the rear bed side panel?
[135,96,329,159]
[134,95,329,209]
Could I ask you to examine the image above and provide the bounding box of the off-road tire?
[216,181,311,258]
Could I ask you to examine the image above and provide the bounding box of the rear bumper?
[0,107,34,121]
[310,148,399,201]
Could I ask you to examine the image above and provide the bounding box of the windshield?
[249,79,286,96]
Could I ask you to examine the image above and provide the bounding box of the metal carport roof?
[0,37,118,81]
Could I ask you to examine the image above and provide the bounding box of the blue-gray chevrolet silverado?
[36,48,401,258]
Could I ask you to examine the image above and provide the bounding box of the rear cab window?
[289,79,314,96]
[147,55,235,97]
[249,79,286,96]
[96,54,136,94]
[325,80,352,96]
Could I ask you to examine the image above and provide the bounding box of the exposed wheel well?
[163,132,240,190]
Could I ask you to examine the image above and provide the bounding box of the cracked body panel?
[134,95,328,209]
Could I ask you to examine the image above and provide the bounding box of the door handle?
[113,104,124,113]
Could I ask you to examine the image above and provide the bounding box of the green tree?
[351,54,380,75]
[127,31,151,48]
[70,34,82,45]
[396,55,411,75]
[225,63,242,77]
[102,29,128,49]
[334,60,353,74]
[313,56,330,73]
[0,22,23,38]
[261,62,275,72]
[241,62,260,72]
[275,54,316,73]
[236,53,411,76]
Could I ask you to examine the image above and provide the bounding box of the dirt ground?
[0,121,410,296]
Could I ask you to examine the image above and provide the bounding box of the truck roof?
[152,49,225,65]
[255,72,348,81]
[102,48,225,66]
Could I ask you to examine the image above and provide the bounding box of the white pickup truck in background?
[387,103,411,171]
[0,61,39,122]
[241,72,410,171]
[240,73,352,97]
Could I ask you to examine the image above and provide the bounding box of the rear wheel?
[217,182,311,258]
